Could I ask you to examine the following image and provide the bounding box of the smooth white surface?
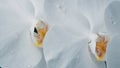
[107,35,120,68]
[105,1,120,68]
[0,0,120,68]
[105,1,120,36]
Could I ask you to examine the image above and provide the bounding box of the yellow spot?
[34,41,42,47]
[96,56,104,61]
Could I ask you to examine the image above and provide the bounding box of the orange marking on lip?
[34,20,48,47]
[96,34,109,61]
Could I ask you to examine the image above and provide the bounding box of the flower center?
[32,20,48,47]
[88,33,110,61]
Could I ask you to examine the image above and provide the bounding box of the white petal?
[105,1,120,36]
[43,25,106,68]
[34,48,47,68]
[77,0,112,33]
[30,0,45,19]
[0,1,46,68]
[0,26,46,68]
[44,0,91,33]
[14,0,35,17]
[107,35,120,68]
[44,0,79,25]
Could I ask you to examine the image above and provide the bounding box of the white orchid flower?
[0,0,47,68]
[0,0,120,68]
[43,0,120,68]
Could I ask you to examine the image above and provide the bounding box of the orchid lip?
[88,33,110,61]
[30,20,48,47]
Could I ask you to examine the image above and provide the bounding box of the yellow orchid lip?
[88,33,110,61]
[31,20,48,47]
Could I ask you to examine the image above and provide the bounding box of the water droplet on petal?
[112,21,117,25]
[56,2,66,14]
[56,4,62,10]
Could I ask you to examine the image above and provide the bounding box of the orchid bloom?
[0,0,120,68]
[0,0,47,68]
